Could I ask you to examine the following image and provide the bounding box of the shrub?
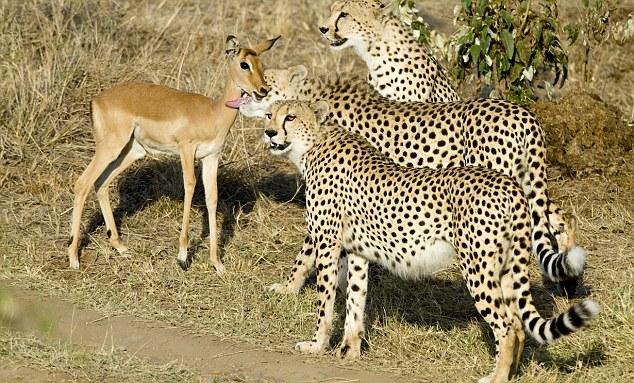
[398,0,572,104]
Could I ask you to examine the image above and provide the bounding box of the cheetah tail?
[518,298,600,345]
[512,207,599,344]
[531,214,586,283]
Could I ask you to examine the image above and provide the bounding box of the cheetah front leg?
[269,235,315,294]
[338,252,369,359]
[269,235,349,294]
[295,236,341,354]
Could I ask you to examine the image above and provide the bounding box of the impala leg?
[201,154,224,275]
[95,142,145,254]
[176,145,197,270]
[68,148,125,269]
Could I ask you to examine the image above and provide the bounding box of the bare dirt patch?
[2,284,416,383]
[532,91,634,175]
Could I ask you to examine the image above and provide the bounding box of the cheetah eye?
[340,12,348,17]
[240,61,250,71]
[265,113,272,120]
[285,115,296,122]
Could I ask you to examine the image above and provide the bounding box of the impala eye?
[285,115,296,122]
[265,113,272,120]
[240,61,250,71]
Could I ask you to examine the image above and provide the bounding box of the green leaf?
[582,0,589,7]
[470,43,482,63]
[477,0,489,15]
[501,29,515,59]
[515,40,527,62]
[462,0,472,12]
[510,63,524,83]
[478,58,489,74]
[500,9,513,26]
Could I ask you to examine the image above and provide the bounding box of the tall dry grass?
[0,1,632,382]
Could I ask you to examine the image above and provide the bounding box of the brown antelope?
[67,35,279,274]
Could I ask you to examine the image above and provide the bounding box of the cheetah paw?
[337,342,361,359]
[267,283,298,294]
[294,341,324,354]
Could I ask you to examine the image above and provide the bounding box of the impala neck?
[213,76,242,130]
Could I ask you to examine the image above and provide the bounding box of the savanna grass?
[1,0,632,382]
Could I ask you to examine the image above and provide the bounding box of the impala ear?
[288,65,308,83]
[254,35,281,54]
[225,35,241,56]
[310,101,330,124]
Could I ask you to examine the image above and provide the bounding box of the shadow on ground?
[77,158,305,266]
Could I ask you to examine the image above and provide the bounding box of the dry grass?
[0,330,196,382]
[0,0,633,382]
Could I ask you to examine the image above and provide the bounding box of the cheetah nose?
[319,26,329,34]
[264,129,277,138]
[259,87,268,96]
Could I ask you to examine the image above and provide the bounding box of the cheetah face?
[319,0,386,51]
[263,101,330,169]
[239,65,308,118]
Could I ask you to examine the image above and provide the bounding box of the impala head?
[263,101,330,168]
[318,0,390,51]
[224,35,280,109]
[240,65,308,118]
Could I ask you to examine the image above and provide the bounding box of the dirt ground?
[2,284,418,383]
[1,0,633,382]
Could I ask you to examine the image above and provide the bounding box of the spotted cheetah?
[318,0,460,102]
[263,100,599,383]
[241,67,586,295]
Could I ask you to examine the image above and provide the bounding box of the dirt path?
[4,285,422,383]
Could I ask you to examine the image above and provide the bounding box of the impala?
[67,35,279,274]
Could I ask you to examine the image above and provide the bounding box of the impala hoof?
[213,262,226,276]
[69,258,80,270]
[176,258,190,271]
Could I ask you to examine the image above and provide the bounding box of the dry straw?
[0,1,632,382]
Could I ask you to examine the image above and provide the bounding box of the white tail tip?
[581,300,601,318]
[566,246,587,276]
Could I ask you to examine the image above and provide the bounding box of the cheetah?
[263,100,599,383]
[241,67,586,295]
[319,0,460,102]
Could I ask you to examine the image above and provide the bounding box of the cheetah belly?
[347,235,457,280]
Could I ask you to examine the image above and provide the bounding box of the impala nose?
[319,26,328,34]
[264,129,277,138]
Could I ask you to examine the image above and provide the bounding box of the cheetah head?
[239,65,309,118]
[319,0,388,51]
[263,101,330,169]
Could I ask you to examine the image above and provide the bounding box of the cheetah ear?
[379,1,395,15]
[310,101,330,124]
[288,65,308,83]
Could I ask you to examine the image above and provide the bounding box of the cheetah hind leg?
[463,258,516,382]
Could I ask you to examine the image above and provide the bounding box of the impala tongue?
[225,95,252,109]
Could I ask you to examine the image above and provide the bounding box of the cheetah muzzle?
[329,37,348,47]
